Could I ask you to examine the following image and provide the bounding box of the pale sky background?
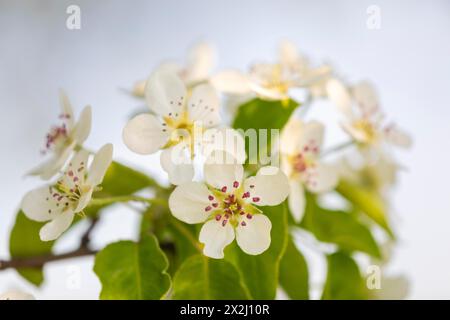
[1,0,449,299]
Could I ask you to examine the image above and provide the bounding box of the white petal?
[132,80,146,97]
[184,42,215,84]
[27,141,76,180]
[204,150,244,190]
[0,291,35,300]
[123,113,169,155]
[278,40,300,67]
[377,275,409,300]
[384,125,412,148]
[297,120,325,152]
[304,162,338,193]
[87,143,113,186]
[145,68,187,116]
[168,181,212,224]
[60,149,90,190]
[236,214,271,255]
[75,187,94,212]
[187,84,221,127]
[352,81,379,116]
[249,82,288,101]
[280,117,304,155]
[59,89,74,129]
[210,70,252,95]
[21,186,65,222]
[202,127,246,164]
[326,78,352,114]
[160,144,194,185]
[39,211,74,241]
[244,166,289,206]
[288,180,306,223]
[199,219,235,259]
[71,106,92,144]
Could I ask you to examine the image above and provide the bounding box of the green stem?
[321,140,354,158]
[89,195,168,208]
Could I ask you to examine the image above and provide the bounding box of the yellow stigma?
[353,119,378,144]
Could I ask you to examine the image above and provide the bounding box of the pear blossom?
[21,144,113,241]
[132,42,215,97]
[326,79,412,149]
[280,118,338,222]
[28,90,92,180]
[0,290,35,300]
[211,41,331,101]
[168,151,290,259]
[123,68,245,185]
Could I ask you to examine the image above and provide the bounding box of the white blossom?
[28,90,92,180]
[21,144,113,241]
[169,151,290,258]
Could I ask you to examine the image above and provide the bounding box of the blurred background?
[1,0,449,299]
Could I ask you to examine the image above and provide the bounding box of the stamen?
[221,186,227,192]
[215,214,221,221]
[208,195,214,201]
[246,213,253,219]
[212,203,218,208]
[241,221,247,226]
[242,192,250,199]
[205,206,212,212]
[222,220,228,227]
[252,197,260,203]
[233,181,239,188]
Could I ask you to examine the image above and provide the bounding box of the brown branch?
[0,247,97,271]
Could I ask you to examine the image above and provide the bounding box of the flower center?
[290,139,320,175]
[42,113,72,155]
[353,119,377,143]
[204,181,261,227]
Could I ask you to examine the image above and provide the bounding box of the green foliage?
[93,234,171,300]
[172,255,250,299]
[232,98,298,166]
[322,252,368,300]
[9,211,54,286]
[336,179,394,237]
[279,235,309,299]
[301,193,381,258]
[224,202,288,299]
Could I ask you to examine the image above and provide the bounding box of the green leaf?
[279,235,309,299]
[93,234,171,300]
[225,202,288,299]
[9,211,54,286]
[232,98,298,166]
[172,255,250,299]
[302,194,381,258]
[322,251,368,300]
[336,179,393,237]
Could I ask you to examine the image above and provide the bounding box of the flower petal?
[39,211,75,241]
[160,144,194,185]
[384,125,412,148]
[169,181,212,224]
[75,187,94,213]
[288,180,306,223]
[0,291,35,300]
[204,150,244,190]
[199,219,235,259]
[304,162,338,193]
[123,113,169,155]
[210,70,252,95]
[202,127,246,164]
[21,186,66,222]
[59,89,74,129]
[187,84,221,127]
[236,214,271,255]
[60,149,90,190]
[297,120,325,152]
[244,166,289,206]
[281,117,304,155]
[87,143,113,186]
[145,68,187,116]
[72,106,92,144]
[278,40,300,67]
[352,81,379,116]
[326,78,352,114]
[27,141,76,180]
[184,42,215,84]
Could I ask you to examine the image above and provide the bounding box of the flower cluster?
[21,92,113,241]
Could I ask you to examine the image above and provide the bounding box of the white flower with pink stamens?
[326,79,412,148]
[168,151,290,259]
[21,144,113,241]
[280,118,338,222]
[123,68,245,185]
[132,42,215,97]
[28,90,92,180]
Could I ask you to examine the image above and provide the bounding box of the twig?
[80,217,99,249]
[0,247,97,271]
